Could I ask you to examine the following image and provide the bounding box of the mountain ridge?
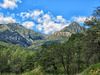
[0,21,86,49]
[28,21,86,49]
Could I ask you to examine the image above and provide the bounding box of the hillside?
[77,63,100,75]
[0,41,36,74]
[0,23,47,47]
[0,41,31,50]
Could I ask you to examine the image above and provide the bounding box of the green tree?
[84,6,100,65]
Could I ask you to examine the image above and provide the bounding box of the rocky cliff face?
[53,32,71,37]
[0,30,30,47]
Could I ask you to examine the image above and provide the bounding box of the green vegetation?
[0,41,36,74]
[78,63,100,75]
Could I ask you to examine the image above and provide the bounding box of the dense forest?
[0,7,100,75]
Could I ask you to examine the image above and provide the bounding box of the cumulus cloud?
[55,16,66,23]
[36,21,69,34]
[0,15,16,24]
[0,0,22,9]
[6,12,15,18]
[72,16,87,23]
[19,10,43,20]
[36,14,69,34]
[19,10,70,34]
[22,21,35,29]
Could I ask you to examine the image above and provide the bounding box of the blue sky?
[0,0,100,34]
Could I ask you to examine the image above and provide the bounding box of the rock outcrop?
[53,32,71,37]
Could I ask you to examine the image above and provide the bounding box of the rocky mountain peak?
[54,21,86,36]
[72,21,78,25]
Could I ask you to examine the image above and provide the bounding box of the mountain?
[28,21,86,49]
[55,21,86,35]
[0,23,46,47]
[0,21,86,49]
[47,21,86,41]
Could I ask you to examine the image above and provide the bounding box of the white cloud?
[36,24,42,31]
[72,16,87,23]
[33,10,43,17]
[0,15,16,24]
[20,10,70,34]
[36,21,69,34]
[22,21,35,29]
[35,13,70,34]
[20,10,44,20]
[35,14,69,34]
[72,16,94,24]
[55,16,66,23]
[0,0,22,9]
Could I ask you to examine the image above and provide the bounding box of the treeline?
[34,7,100,75]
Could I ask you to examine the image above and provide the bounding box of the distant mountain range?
[0,21,86,50]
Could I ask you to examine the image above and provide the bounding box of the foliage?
[0,41,35,74]
[78,63,100,75]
